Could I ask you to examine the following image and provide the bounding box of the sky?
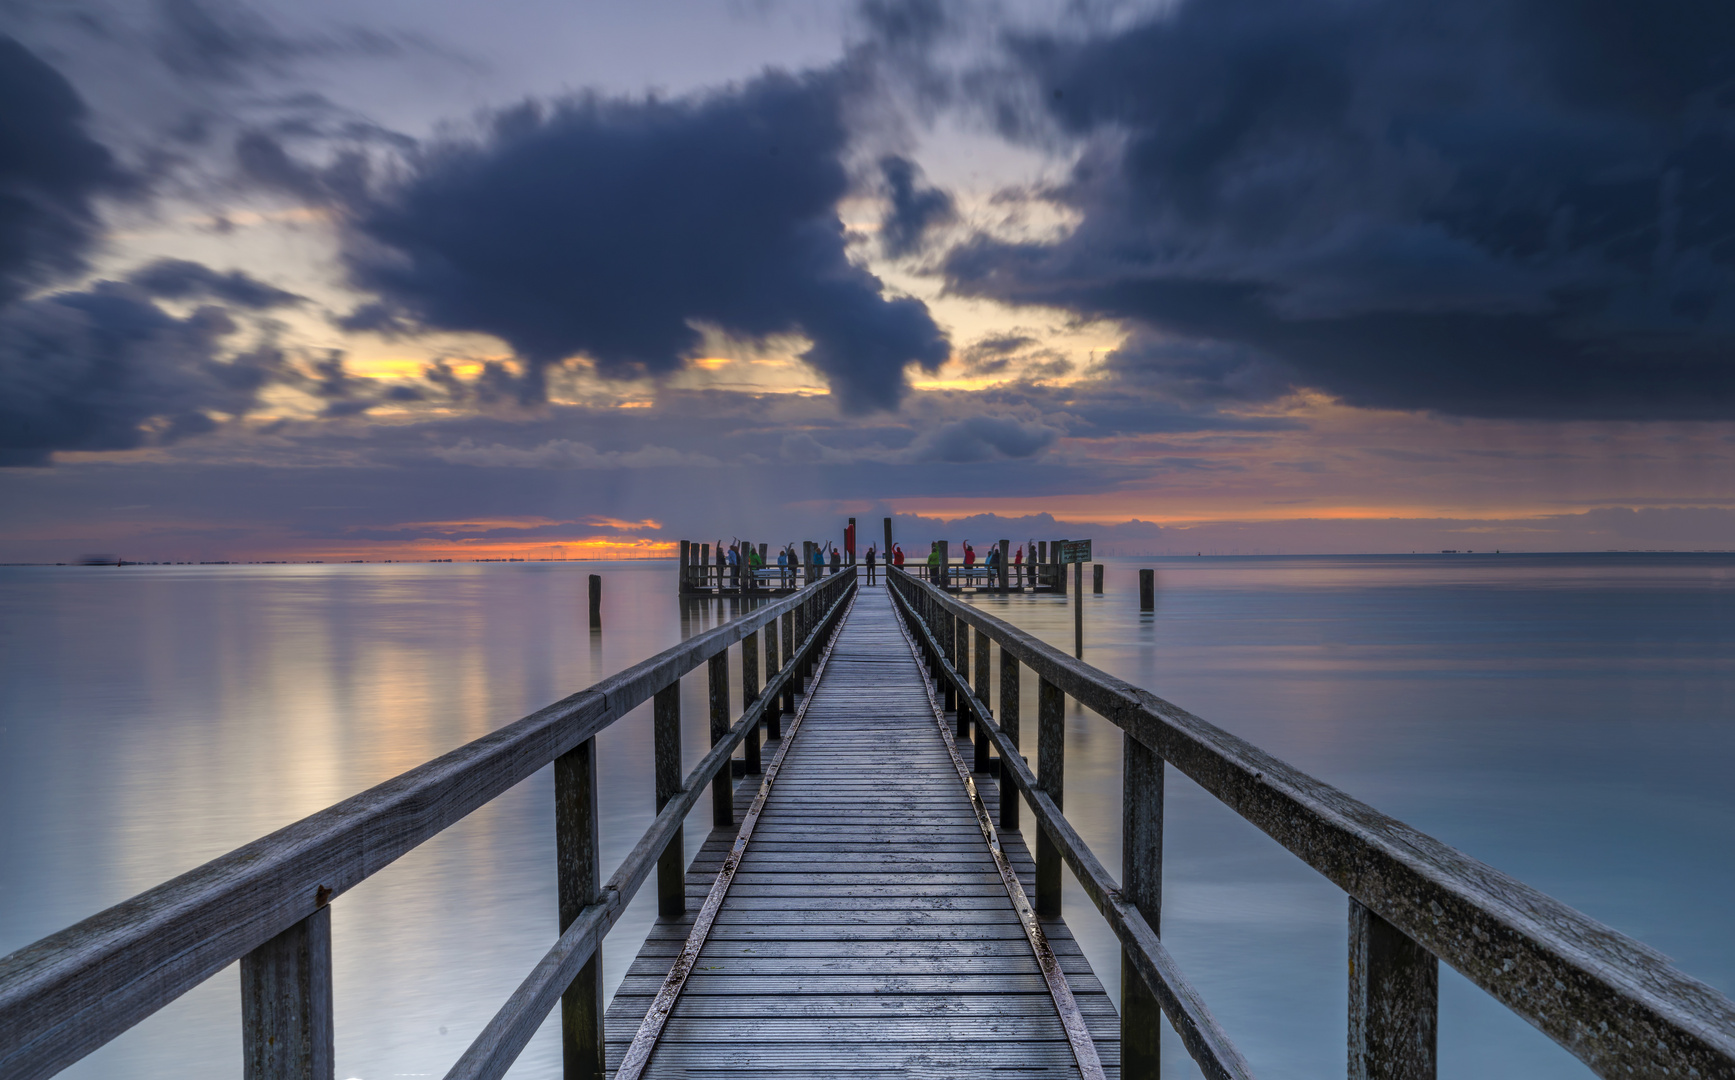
[3,0,1734,561]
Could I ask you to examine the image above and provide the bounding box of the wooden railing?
[886,566,1735,1080]
[0,569,858,1080]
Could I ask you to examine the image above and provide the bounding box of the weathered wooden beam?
[1140,568,1155,611]
[708,653,732,827]
[555,737,603,1080]
[1035,676,1065,919]
[999,650,1020,830]
[652,685,683,919]
[888,568,1735,1080]
[1123,732,1164,1080]
[954,615,970,736]
[764,617,782,739]
[240,905,332,1080]
[742,632,761,775]
[973,627,992,773]
[1350,899,1438,1080]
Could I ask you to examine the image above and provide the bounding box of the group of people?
[702,537,1043,590]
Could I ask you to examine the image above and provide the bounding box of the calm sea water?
[1,555,1730,1079]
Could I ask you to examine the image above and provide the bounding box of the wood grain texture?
[240,906,332,1080]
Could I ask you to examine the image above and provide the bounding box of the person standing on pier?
[927,542,940,583]
[865,544,877,585]
[777,545,790,588]
[1013,545,1024,588]
[892,543,904,569]
[830,545,841,576]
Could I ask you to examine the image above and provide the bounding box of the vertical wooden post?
[1350,900,1439,1080]
[954,616,970,737]
[1052,539,1066,594]
[241,905,333,1080]
[998,651,1020,829]
[1074,561,1084,658]
[1093,563,1104,594]
[780,611,795,712]
[556,736,603,1080]
[883,517,893,566]
[709,653,732,827]
[679,540,691,593]
[998,539,1010,591]
[1035,677,1064,918]
[1122,733,1164,1079]
[654,685,684,917]
[937,539,950,589]
[973,627,992,773]
[1140,568,1155,612]
[764,617,782,739]
[742,631,761,774]
[701,544,711,592]
[587,574,602,630]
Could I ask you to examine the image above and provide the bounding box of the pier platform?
[606,587,1118,1077]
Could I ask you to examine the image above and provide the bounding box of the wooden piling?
[653,686,683,917]
[1035,677,1065,918]
[1140,568,1154,611]
[1350,900,1438,1080]
[588,575,602,629]
[998,539,1010,591]
[1093,563,1104,594]
[678,540,690,592]
[1122,732,1164,1079]
[240,906,333,1080]
[555,736,604,1080]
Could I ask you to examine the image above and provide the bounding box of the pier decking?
[606,588,1117,1077]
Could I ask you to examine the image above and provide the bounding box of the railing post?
[998,650,1020,830]
[940,609,957,712]
[954,615,970,737]
[555,736,604,1080]
[709,653,732,827]
[780,610,795,713]
[742,630,761,775]
[1349,899,1438,1080]
[653,684,684,918]
[764,617,782,739]
[1035,676,1064,919]
[1122,732,1164,1079]
[973,627,992,773]
[240,905,333,1080]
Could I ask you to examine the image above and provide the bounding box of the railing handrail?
[0,571,855,1080]
[886,566,1735,1080]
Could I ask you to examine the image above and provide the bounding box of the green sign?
[1058,539,1093,564]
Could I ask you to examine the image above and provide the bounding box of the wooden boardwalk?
[606,586,1119,1078]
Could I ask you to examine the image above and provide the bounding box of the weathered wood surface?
[605,588,1119,1078]
[0,574,851,1080]
[889,568,1735,1080]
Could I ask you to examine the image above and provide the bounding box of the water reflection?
[965,554,1735,1079]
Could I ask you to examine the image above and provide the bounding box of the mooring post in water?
[1140,568,1155,612]
[1350,899,1439,1080]
[555,735,604,1080]
[998,539,1010,591]
[588,574,602,630]
[1074,561,1085,657]
[240,903,333,1080]
[678,540,690,593]
[1122,730,1164,1079]
[883,517,893,569]
[1093,563,1104,594]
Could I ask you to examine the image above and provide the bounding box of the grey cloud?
[128,257,304,308]
[943,0,1735,419]
[879,154,956,258]
[910,413,1059,462]
[0,34,131,304]
[339,68,950,412]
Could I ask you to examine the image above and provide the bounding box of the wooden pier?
[4,565,1734,1080]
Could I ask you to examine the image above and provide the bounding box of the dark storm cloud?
[128,257,304,308]
[149,0,406,85]
[341,70,950,412]
[943,0,1735,419]
[0,35,131,304]
[878,154,956,258]
[910,414,1059,462]
[0,282,280,465]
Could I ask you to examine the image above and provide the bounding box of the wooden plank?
[240,906,333,1080]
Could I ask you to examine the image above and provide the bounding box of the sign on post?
[1058,539,1093,564]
